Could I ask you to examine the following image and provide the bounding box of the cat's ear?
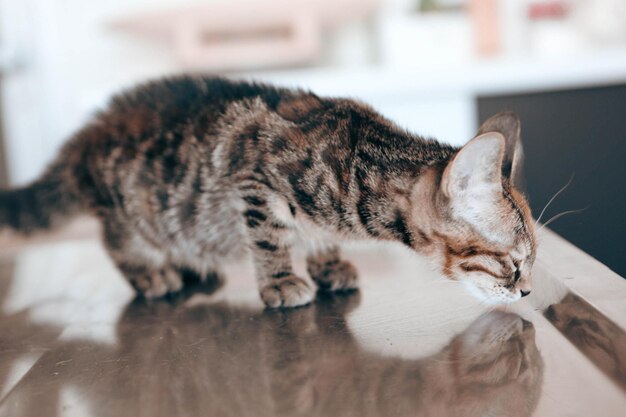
[441,132,505,199]
[476,112,523,185]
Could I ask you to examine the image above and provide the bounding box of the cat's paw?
[130,267,184,298]
[260,275,315,308]
[307,259,359,292]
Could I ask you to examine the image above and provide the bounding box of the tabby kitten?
[0,76,536,307]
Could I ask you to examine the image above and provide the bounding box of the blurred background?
[0,0,624,275]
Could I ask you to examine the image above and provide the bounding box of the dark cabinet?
[478,84,626,277]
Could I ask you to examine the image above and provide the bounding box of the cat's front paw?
[307,259,359,292]
[260,275,315,308]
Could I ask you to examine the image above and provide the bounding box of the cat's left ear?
[476,112,523,186]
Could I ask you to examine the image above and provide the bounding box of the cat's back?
[66,76,292,187]
[107,76,288,122]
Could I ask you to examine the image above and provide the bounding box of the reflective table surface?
[0,229,624,417]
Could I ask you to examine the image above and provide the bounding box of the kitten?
[0,76,536,307]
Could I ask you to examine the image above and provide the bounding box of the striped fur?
[0,76,536,306]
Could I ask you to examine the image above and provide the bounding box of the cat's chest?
[292,217,337,253]
[267,195,337,252]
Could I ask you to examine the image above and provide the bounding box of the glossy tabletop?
[0,228,624,417]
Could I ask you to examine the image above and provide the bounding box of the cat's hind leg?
[102,218,183,298]
[178,265,225,295]
[306,246,358,292]
[119,263,184,298]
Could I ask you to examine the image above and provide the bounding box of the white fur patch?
[267,196,296,226]
[461,279,521,305]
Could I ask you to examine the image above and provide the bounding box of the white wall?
[0,0,189,185]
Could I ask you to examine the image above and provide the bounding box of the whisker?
[535,173,575,226]
[537,206,588,232]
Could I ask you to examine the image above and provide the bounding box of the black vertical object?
[0,19,8,186]
[0,76,8,187]
[478,84,626,278]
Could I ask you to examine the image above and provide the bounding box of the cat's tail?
[0,161,83,235]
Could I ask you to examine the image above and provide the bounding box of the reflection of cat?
[265,298,544,417]
[546,292,626,392]
[2,292,543,417]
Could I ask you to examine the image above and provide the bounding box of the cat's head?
[424,112,536,304]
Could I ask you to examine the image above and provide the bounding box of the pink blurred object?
[468,0,502,56]
[110,0,377,71]
[528,1,569,20]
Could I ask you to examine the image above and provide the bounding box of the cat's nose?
[520,289,531,298]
